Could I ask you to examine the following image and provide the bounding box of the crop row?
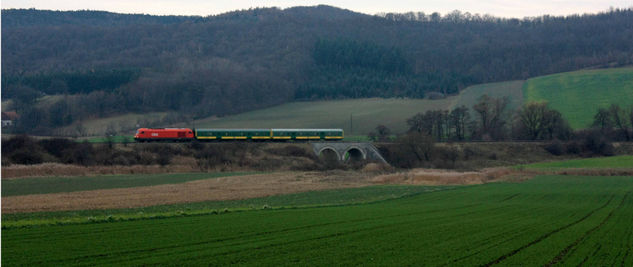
[2,175,632,265]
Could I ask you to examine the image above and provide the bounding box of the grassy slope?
[193,98,453,135]
[520,155,633,170]
[1,172,250,197]
[190,81,524,135]
[452,80,525,111]
[3,175,632,265]
[524,67,633,129]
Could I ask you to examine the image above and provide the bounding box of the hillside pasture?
[191,81,525,135]
[193,98,455,135]
[524,67,633,129]
[26,66,633,137]
[1,80,527,137]
[452,80,525,111]
[3,175,632,265]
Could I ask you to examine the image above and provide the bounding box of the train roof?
[194,128,343,131]
[271,128,343,131]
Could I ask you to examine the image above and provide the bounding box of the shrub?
[2,135,40,155]
[9,149,44,164]
[2,135,55,164]
[565,141,581,154]
[39,138,77,158]
[61,142,95,165]
[582,131,615,156]
[157,152,172,166]
[265,145,313,158]
[545,140,564,156]
[187,140,204,151]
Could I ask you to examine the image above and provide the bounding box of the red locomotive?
[134,128,194,142]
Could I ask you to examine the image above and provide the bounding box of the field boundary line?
[482,194,616,267]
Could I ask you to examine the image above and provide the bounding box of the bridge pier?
[311,142,387,164]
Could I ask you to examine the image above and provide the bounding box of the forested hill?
[2,6,633,133]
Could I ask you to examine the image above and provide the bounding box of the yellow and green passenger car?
[194,128,343,141]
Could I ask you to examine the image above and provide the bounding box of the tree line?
[370,97,632,169]
[370,95,633,143]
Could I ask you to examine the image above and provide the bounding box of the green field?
[1,172,250,197]
[3,175,632,265]
[519,155,633,170]
[524,67,633,129]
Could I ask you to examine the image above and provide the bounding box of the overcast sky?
[2,0,632,18]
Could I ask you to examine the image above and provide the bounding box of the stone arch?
[318,147,341,161]
[344,146,366,161]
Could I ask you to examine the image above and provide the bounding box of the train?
[134,128,344,142]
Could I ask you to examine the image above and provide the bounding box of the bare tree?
[398,132,435,161]
[369,125,392,142]
[449,105,470,140]
[592,108,613,131]
[517,102,547,140]
[609,104,630,141]
[473,94,509,140]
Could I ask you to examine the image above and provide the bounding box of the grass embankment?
[519,155,633,170]
[1,172,250,197]
[524,67,633,129]
[3,175,633,265]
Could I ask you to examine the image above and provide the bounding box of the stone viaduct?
[311,142,387,164]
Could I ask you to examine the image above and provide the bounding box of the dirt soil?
[1,168,525,214]
[2,171,372,213]
[371,168,528,185]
